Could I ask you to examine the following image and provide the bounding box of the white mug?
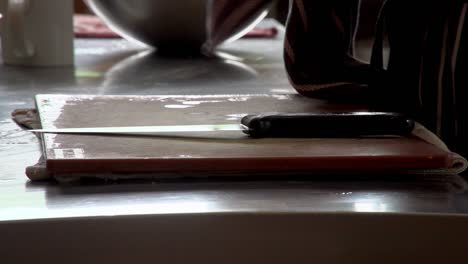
[0,0,74,66]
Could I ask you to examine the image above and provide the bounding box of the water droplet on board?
[164,105,194,109]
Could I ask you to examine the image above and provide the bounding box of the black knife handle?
[241,112,415,138]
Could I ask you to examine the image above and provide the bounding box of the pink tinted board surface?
[35,94,456,177]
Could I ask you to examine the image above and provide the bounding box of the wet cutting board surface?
[35,94,456,176]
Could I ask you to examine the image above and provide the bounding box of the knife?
[29,112,415,138]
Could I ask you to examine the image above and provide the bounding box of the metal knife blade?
[29,124,244,135]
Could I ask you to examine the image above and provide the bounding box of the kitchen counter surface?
[1,20,468,263]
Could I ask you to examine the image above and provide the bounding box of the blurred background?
[267,0,384,38]
[74,0,384,38]
[73,0,385,61]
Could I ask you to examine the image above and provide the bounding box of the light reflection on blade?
[29,124,243,135]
